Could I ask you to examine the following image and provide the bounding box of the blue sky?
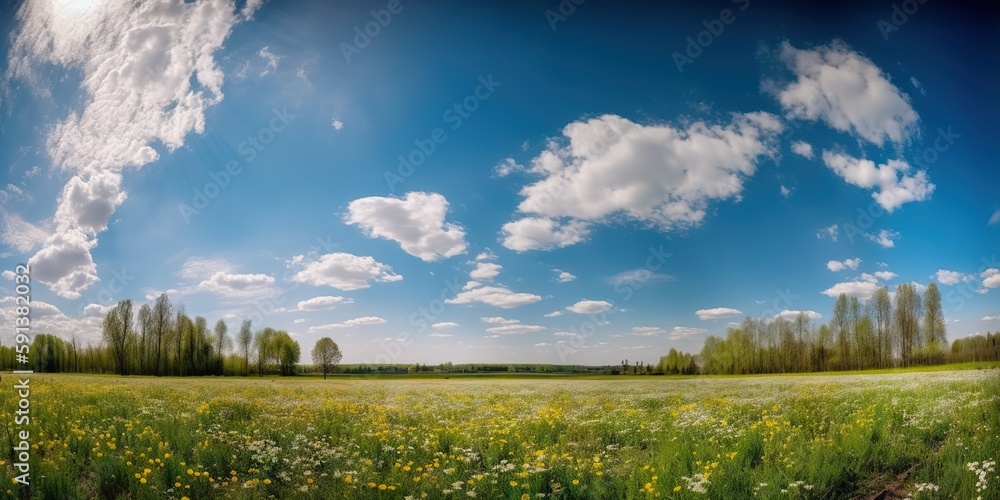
[1,0,997,365]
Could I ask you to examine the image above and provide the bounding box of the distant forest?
[2,283,998,376]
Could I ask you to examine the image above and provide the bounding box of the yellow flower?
[572,479,580,485]
[510,480,518,487]
[175,482,181,488]
[378,484,387,490]
[674,486,682,492]
[139,478,147,485]
[264,479,272,485]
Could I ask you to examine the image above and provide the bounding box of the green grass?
[0,369,997,498]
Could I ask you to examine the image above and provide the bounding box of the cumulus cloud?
[696,307,742,320]
[501,216,589,252]
[865,229,900,248]
[309,316,387,331]
[83,303,113,317]
[288,252,402,291]
[197,271,275,295]
[566,299,613,314]
[295,296,353,311]
[981,315,1000,322]
[774,310,822,320]
[827,258,861,272]
[432,322,460,329]
[346,192,467,262]
[9,0,260,298]
[554,270,576,283]
[822,281,879,299]
[817,224,839,242]
[935,269,965,286]
[822,151,933,213]
[982,268,1000,291]
[493,158,525,177]
[790,140,814,159]
[446,286,542,309]
[670,326,707,340]
[874,271,898,281]
[501,112,783,251]
[470,262,502,280]
[774,40,918,146]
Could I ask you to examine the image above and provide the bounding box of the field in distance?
[2,369,998,499]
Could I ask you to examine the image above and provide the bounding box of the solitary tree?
[312,337,343,379]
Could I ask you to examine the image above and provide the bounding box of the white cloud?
[534,342,551,347]
[179,257,235,280]
[1,212,49,254]
[827,258,861,272]
[197,271,275,295]
[502,112,783,251]
[826,259,861,272]
[982,268,1000,290]
[470,262,502,280]
[485,324,545,335]
[670,326,708,340]
[296,296,353,311]
[790,140,814,159]
[1,297,103,344]
[10,0,259,299]
[346,192,467,262]
[83,303,112,317]
[292,318,305,324]
[554,270,576,283]
[981,315,1000,322]
[481,317,520,324]
[775,40,918,146]
[566,299,613,314]
[288,252,402,291]
[775,310,823,320]
[501,217,589,252]
[331,119,344,131]
[429,332,454,338]
[780,185,792,198]
[493,158,525,177]
[475,249,496,261]
[990,209,1000,226]
[0,270,13,281]
[935,269,965,286]
[865,229,900,248]
[874,271,898,281]
[432,322,460,329]
[258,46,282,76]
[309,316,387,331]
[445,286,542,309]
[822,151,934,213]
[630,326,667,336]
[822,281,879,299]
[543,311,564,317]
[607,269,675,286]
[817,224,839,241]
[696,307,742,320]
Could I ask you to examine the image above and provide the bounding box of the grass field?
[1,369,998,499]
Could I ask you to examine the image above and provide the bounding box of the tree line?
[0,293,339,377]
[669,282,999,375]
